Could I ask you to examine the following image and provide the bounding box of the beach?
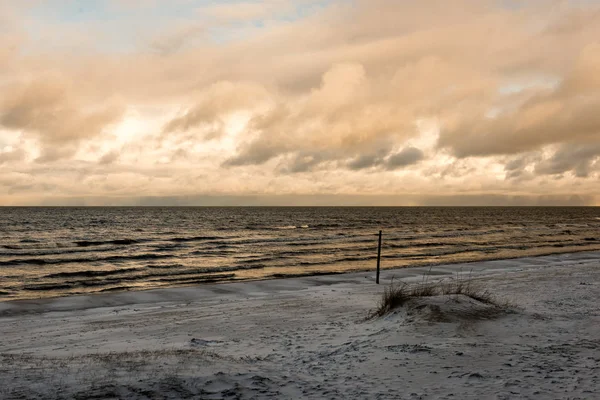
[1,251,599,399]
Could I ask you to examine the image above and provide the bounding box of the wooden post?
[376,230,382,284]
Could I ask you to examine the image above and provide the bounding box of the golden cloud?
[0,0,599,203]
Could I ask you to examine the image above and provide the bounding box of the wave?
[213,264,267,273]
[75,239,139,247]
[384,241,465,249]
[169,235,225,243]
[148,273,236,283]
[22,269,241,292]
[1,245,137,257]
[308,223,343,229]
[243,224,313,231]
[188,248,238,257]
[23,283,75,291]
[99,286,135,293]
[276,240,327,247]
[144,264,266,275]
[0,253,173,266]
[275,225,310,230]
[43,267,145,279]
[46,264,264,283]
[127,267,242,280]
[57,274,237,292]
[297,255,374,266]
[152,244,184,252]
[145,263,185,269]
[428,230,505,239]
[233,256,283,265]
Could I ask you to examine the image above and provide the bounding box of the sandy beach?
[1,251,599,399]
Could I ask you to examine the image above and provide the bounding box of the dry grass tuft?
[369,280,440,319]
[368,272,511,319]
[440,276,498,305]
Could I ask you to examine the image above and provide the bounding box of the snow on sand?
[1,252,599,399]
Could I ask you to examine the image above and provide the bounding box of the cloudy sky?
[1,0,599,206]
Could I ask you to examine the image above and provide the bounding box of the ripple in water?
[1,207,599,300]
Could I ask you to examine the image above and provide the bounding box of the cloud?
[1,0,600,204]
[223,138,282,167]
[99,150,120,165]
[347,153,382,171]
[503,153,538,180]
[0,77,125,161]
[438,42,600,158]
[0,147,24,164]
[224,63,416,168]
[535,143,600,178]
[344,146,424,171]
[278,151,332,173]
[386,147,425,170]
[163,81,271,139]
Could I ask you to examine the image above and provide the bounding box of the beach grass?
[369,273,510,319]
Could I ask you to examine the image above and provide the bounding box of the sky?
[0,0,599,206]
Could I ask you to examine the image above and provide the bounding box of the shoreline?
[3,206,599,302]
[5,244,600,304]
[2,250,599,317]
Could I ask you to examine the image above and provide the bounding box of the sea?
[1,207,599,301]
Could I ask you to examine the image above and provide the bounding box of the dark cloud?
[278,152,330,174]
[346,146,425,171]
[346,143,392,171]
[505,156,530,173]
[535,143,600,178]
[99,151,120,165]
[347,154,382,170]
[386,147,424,169]
[223,139,282,167]
[503,154,539,180]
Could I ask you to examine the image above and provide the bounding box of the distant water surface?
[1,207,599,300]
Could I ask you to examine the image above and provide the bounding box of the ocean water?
[1,207,599,301]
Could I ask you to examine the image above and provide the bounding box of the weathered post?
[376,230,382,284]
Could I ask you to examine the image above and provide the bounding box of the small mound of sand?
[402,294,510,323]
